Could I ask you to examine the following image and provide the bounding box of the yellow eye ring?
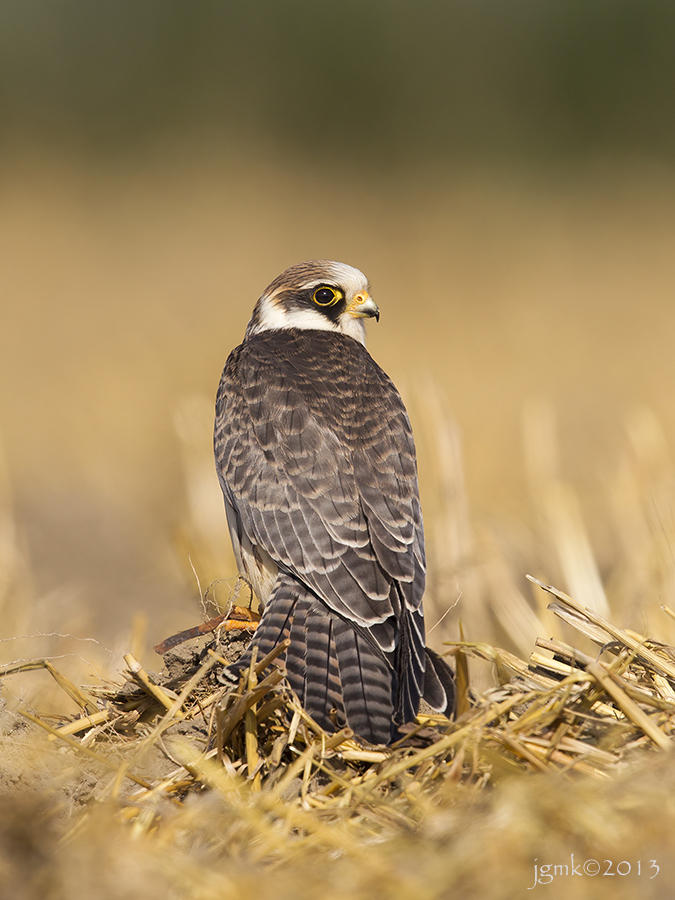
[312,285,342,307]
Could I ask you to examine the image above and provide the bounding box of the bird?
[213,260,455,744]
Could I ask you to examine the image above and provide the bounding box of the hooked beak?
[347,291,380,322]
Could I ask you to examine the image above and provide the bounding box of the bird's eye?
[312,286,342,306]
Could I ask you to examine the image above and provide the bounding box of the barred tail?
[221,573,396,744]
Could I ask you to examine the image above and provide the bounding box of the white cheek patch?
[282,308,341,332]
[249,295,367,346]
[249,297,337,334]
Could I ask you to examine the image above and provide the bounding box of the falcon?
[214,260,454,744]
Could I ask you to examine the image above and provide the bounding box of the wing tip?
[422,647,456,717]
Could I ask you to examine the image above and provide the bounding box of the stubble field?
[2,156,675,898]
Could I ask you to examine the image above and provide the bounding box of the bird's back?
[214,328,429,740]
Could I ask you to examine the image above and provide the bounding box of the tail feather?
[220,573,451,743]
[217,580,296,683]
[333,617,395,744]
[304,610,346,731]
[285,593,310,701]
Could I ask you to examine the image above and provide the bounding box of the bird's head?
[245,260,380,346]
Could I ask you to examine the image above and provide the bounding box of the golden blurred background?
[2,1,675,685]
